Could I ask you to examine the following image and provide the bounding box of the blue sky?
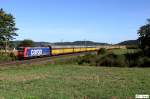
[0,0,150,43]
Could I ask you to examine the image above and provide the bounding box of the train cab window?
[17,47,25,52]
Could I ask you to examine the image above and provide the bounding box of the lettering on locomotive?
[31,49,43,56]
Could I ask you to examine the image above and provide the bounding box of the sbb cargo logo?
[31,49,42,56]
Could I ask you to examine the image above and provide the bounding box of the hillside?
[10,40,110,47]
[54,41,110,46]
[10,40,139,48]
[117,40,138,45]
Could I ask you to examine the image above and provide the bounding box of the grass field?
[0,63,149,99]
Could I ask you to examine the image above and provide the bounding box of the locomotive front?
[17,47,51,59]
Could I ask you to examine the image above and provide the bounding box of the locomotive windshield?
[17,47,25,51]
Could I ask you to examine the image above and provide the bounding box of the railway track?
[0,51,97,67]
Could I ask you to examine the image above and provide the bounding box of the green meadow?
[0,63,149,99]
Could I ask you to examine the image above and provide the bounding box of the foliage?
[138,57,150,67]
[124,51,143,67]
[74,49,135,67]
[77,53,96,65]
[53,49,150,67]
[95,54,126,67]
[97,48,108,55]
[0,52,16,62]
[0,55,12,62]
[138,18,150,50]
[18,39,35,47]
[0,8,18,49]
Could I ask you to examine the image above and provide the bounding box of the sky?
[0,0,150,44]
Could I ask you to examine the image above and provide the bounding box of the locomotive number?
[31,49,42,56]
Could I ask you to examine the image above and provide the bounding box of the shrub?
[95,53,126,67]
[96,56,114,66]
[53,48,149,67]
[124,51,144,67]
[138,57,150,67]
[144,49,150,57]
[0,55,12,62]
[77,53,96,65]
[0,52,17,62]
[9,52,17,60]
[114,55,126,67]
[97,48,108,55]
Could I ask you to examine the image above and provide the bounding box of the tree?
[0,8,18,51]
[138,18,150,50]
[18,39,35,47]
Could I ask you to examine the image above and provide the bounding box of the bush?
[124,51,144,67]
[95,53,126,67]
[97,48,108,55]
[0,55,12,62]
[0,52,17,62]
[96,56,114,66]
[77,53,96,65]
[138,57,150,67]
[53,48,150,67]
[9,52,17,60]
[144,49,150,57]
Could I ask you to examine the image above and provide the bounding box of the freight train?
[17,46,99,59]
